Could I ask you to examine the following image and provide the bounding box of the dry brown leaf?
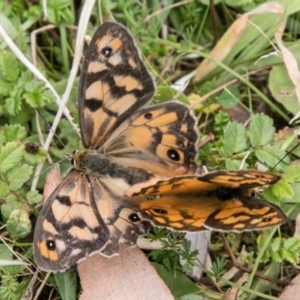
[294,214,300,238]
[194,2,283,83]
[43,164,62,204]
[274,19,300,123]
[78,244,174,300]
[280,273,300,299]
[222,272,249,300]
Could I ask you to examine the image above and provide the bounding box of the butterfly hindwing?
[79,22,155,149]
[88,176,149,257]
[33,170,110,272]
[103,101,199,177]
[204,195,287,231]
[126,171,288,232]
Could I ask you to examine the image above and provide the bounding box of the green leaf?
[47,0,75,25]
[26,190,43,205]
[250,263,280,300]
[7,164,33,191]
[54,271,77,300]
[3,124,27,142]
[6,209,31,240]
[0,180,10,197]
[270,237,300,264]
[0,131,5,147]
[154,85,189,104]
[287,182,300,203]
[24,145,47,165]
[282,165,300,183]
[1,194,22,222]
[0,244,13,260]
[271,251,282,263]
[269,63,299,115]
[271,237,281,252]
[222,121,248,156]
[16,70,32,87]
[24,81,50,107]
[0,142,24,173]
[152,263,201,299]
[3,96,22,116]
[225,159,244,170]
[0,51,20,82]
[213,111,230,132]
[284,251,299,264]
[255,145,287,170]
[283,237,300,249]
[0,79,14,96]
[266,179,294,202]
[249,114,275,147]
[217,85,240,108]
[181,295,209,300]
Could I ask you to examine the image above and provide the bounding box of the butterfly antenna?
[36,108,67,148]
[27,157,68,184]
[271,138,300,171]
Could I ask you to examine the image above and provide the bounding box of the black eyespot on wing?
[128,213,141,222]
[153,209,168,215]
[46,240,56,250]
[167,149,180,161]
[101,46,113,57]
[144,112,152,119]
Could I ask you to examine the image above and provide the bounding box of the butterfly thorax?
[72,149,151,185]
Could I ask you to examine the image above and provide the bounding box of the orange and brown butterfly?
[33,22,199,272]
[126,170,288,232]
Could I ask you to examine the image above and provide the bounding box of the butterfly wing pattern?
[78,22,155,149]
[33,22,198,272]
[126,171,288,232]
[34,21,287,273]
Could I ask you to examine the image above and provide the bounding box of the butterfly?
[33,22,198,272]
[126,170,288,232]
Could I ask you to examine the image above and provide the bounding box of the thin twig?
[31,0,96,190]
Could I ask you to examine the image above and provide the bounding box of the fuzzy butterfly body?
[126,171,288,232]
[33,22,198,272]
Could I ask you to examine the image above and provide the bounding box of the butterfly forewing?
[126,171,287,232]
[79,22,155,149]
[204,170,280,189]
[33,170,110,272]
